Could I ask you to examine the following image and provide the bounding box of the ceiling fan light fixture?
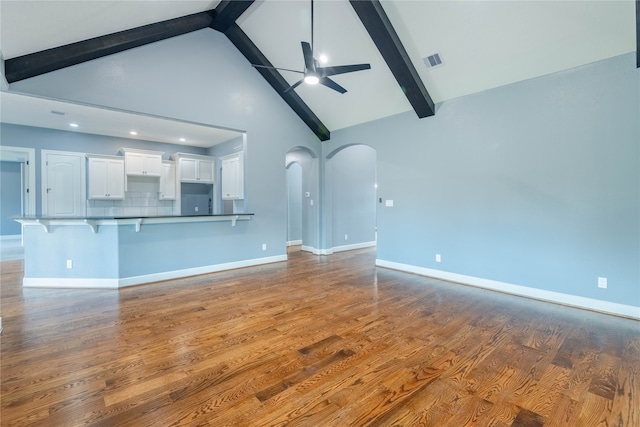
[304,74,320,85]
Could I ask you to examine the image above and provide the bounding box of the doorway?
[41,150,86,217]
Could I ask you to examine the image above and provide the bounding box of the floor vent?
[423,53,443,70]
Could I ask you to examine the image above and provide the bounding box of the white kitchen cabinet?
[159,161,176,200]
[220,152,244,200]
[171,153,215,184]
[86,155,125,200]
[121,148,163,177]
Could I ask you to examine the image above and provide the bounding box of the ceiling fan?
[252,0,371,94]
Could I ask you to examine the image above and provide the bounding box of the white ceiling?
[0,91,243,148]
[0,0,636,139]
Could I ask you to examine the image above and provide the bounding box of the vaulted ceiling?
[1,0,637,142]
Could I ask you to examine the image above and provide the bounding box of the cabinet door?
[197,159,214,184]
[160,162,176,200]
[106,160,125,198]
[125,152,161,176]
[221,154,243,199]
[143,153,162,177]
[125,152,145,176]
[179,158,198,182]
[88,157,124,199]
[88,157,110,199]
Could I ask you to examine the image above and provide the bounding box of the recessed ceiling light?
[69,123,79,128]
[130,131,138,136]
[319,54,328,64]
[179,138,186,142]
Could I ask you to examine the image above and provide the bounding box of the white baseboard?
[302,241,376,256]
[301,245,330,255]
[287,240,302,246]
[376,259,640,320]
[332,241,376,253]
[23,255,288,289]
[22,277,119,288]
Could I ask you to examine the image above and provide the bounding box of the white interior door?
[42,150,85,217]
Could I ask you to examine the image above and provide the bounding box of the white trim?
[23,277,119,289]
[23,255,288,289]
[332,241,376,253]
[287,240,302,246]
[117,255,287,287]
[0,234,21,241]
[376,259,640,320]
[302,245,333,255]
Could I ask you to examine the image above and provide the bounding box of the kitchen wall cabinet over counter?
[171,153,214,184]
[159,161,176,200]
[86,155,125,200]
[120,148,163,177]
[220,152,244,200]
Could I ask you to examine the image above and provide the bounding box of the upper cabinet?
[121,148,163,177]
[220,152,244,200]
[86,155,125,200]
[171,153,214,184]
[159,161,177,200]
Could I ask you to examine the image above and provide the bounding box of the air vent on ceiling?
[50,110,66,116]
[423,53,443,70]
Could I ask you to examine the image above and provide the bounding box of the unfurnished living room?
[0,1,638,426]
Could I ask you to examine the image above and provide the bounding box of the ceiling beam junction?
[349,0,435,118]
[222,24,330,141]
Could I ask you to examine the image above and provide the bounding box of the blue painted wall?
[0,161,22,235]
[327,145,376,248]
[324,53,639,309]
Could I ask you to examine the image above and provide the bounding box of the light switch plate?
[385,200,394,207]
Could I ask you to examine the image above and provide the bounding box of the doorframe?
[0,146,36,216]
[41,149,86,216]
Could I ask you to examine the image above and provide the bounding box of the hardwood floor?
[1,247,638,426]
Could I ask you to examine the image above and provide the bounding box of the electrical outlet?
[66,259,73,269]
[598,277,607,289]
[195,206,199,212]
[262,243,267,251]
[345,234,348,240]
[310,200,314,206]
[385,200,394,207]
[435,254,441,263]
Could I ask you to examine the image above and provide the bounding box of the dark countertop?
[14,213,254,221]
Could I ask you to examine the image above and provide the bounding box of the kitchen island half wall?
[15,214,284,288]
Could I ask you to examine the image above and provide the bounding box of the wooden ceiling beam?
[222,24,330,141]
[4,11,215,83]
[349,0,435,118]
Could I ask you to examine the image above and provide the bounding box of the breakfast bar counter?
[13,214,287,289]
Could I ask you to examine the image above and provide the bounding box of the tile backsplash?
[87,192,175,217]
[87,176,176,217]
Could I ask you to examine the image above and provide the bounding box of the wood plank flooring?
[1,247,638,426]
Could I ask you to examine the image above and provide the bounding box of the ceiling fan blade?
[283,79,305,93]
[301,42,315,71]
[252,64,304,74]
[319,77,347,94]
[318,63,371,77]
